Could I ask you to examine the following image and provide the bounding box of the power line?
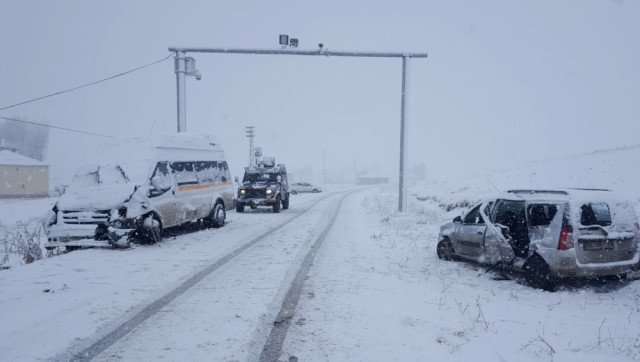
[0,54,173,111]
[1,116,114,138]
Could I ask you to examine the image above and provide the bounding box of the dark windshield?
[243,172,279,183]
[71,165,128,189]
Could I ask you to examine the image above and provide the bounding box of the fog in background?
[1,0,639,186]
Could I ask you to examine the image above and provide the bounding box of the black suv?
[235,163,290,213]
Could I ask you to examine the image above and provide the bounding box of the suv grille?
[245,189,266,198]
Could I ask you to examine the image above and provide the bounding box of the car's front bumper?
[45,224,134,249]
[47,224,98,243]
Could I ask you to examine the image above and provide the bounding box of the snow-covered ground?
[2,148,640,361]
[282,187,640,361]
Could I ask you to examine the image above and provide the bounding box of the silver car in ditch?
[437,189,640,290]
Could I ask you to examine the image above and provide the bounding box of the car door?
[453,204,487,259]
[481,200,516,263]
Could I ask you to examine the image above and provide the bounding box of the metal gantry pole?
[174,51,187,132]
[168,47,427,211]
[398,56,409,212]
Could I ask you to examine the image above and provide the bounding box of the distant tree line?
[0,117,49,161]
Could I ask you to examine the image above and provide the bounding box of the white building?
[0,150,49,198]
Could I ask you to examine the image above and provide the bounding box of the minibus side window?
[171,162,198,186]
[195,161,218,184]
[220,161,230,182]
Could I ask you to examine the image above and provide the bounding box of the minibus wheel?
[139,214,162,244]
[205,202,226,228]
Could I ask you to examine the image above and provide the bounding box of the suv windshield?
[243,172,279,183]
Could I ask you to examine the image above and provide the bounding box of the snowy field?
[1,148,640,361]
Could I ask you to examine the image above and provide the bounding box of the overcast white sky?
[1,0,639,185]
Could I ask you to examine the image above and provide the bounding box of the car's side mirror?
[453,216,462,223]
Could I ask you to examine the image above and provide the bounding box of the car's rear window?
[580,203,612,227]
[527,204,558,227]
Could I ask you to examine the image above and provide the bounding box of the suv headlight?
[239,189,246,196]
[266,189,273,195]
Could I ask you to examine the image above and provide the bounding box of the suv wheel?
[273,197,282,213]
[236,203,245,213]
[282,196,289,210]
[436,238,456,261]
[523,254,557,291]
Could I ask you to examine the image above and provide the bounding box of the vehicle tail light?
[558,226,574,250]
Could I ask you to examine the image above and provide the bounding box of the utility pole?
[245,126,255,167]
[322,151,326,185]
[174,53,202,132]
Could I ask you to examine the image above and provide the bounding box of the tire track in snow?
[67,192,339,361]
[259,191,352,362]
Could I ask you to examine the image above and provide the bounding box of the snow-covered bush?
[0,218,44,267]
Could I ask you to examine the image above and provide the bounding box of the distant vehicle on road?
[289,182,322,194]
[45,134,234,250]
[437,189,640,291]
[235,158,290,213]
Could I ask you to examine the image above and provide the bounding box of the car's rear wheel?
[523,254,557,291]
[436,238,456,261]
[291,190,298,195]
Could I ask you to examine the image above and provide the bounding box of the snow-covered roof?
[79,133,224,183]
[0,150,46,166]
[494,188,626,204]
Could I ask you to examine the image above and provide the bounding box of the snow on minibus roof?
[82,133,223,183]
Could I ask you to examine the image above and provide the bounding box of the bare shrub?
[0,218,44,266]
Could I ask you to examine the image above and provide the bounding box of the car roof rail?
[566,187,611,192]
[507,189,569,195]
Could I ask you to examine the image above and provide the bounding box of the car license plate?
[583,240,614,251]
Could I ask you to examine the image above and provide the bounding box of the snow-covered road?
[0,191,343,361]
